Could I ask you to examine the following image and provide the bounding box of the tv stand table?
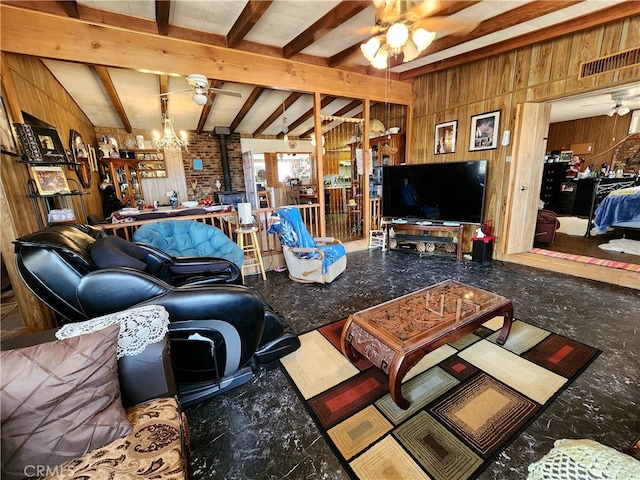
[383,220,464,260]
[341,280,513,409]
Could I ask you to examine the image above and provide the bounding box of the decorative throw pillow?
[1,324,132,480]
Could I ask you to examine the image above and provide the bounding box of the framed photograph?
[69,130,91,188]
[1,97,19,156]
[30,165,71,195]
[14,123,68,162]
[469,110,500,151]
[434,120,457,154]
[560,150,573,161]
[69,130,87,160]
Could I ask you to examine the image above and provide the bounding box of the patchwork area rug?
[280,317,600,480]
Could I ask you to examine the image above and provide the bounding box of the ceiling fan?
[161,74,242,106]
[607,93,637,117]
[361,0,478,68]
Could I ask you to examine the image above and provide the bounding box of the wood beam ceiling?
[155,0,171,36]
[328,0,479,69]
[227,1,273,49]
[400,1,640,79]
[0,5,412,104]
[253,91,304,137]
[55,0,78,18]
[388,0,583,69]
[300,99,362,138]
[283,0,370,59]
[93,65,132,133]
[230,87,266,133]
[277,96,336,139]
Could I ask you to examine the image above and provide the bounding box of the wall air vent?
[579,48,640,78]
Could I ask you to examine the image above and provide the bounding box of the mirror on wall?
[316,97,365,241]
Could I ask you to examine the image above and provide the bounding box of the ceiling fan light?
[617,105,630,116]
[310,133,316,147]
[607,107,617,117]
[402,40,419,62]
[192,92,208,106]
[387,23,409,49]
[361,37,381,62]
[187,73,208,87]
[371,48,389,69]
[412,28,435,52]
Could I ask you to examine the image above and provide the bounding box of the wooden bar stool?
[257,190,270,208]
[235,227,267,281]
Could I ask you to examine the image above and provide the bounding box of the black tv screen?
[382,160,488,224]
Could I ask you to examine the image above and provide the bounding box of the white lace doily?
[527,439,640,480]
[56,305,170,358]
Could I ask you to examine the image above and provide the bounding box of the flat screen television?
[382,160,488,224]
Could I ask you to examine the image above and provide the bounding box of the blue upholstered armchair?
[133,220,244,268]
[268,207,346,283]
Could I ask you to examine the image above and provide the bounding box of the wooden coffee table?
[340,280,513,409]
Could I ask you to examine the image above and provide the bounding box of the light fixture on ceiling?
[361,1,436,69]
[607,95,631,117]
[152,108,188,152]
[192,87,209,106]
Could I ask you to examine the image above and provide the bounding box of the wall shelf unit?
[26,177,88,229]
[100,158,144,208]
[134,149,167,178]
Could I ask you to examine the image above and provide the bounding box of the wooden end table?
[340,280,513,409]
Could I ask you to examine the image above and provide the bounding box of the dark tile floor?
[185,248,640,480]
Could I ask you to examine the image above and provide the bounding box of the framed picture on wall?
[30,165,71,195]
[434,120,457,154]
[14,124,69,162]
[469,110,500,151]
[560,150,573,161]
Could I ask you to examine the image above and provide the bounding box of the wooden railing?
[100,203,322,258]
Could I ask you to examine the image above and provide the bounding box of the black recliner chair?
[13,224,300,406]
[46,223,243,287]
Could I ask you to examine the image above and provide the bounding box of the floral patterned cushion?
[44,397,188,480]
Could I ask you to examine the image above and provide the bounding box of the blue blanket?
[268,207,345,274]
[593,190,640,234]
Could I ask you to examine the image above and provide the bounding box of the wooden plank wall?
[1,53,103,331]
[324,122,357,175]
[4,54,103,221]
[410,15,640,252]
[370,103,407,135]
[547,114,634,169]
